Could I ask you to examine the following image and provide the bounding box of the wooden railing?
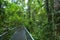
[0,26,34,40]
[0,27,17,40]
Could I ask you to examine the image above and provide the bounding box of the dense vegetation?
[0,0,60,40]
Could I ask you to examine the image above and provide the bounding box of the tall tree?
[54,0,60,39]
[45,0,55,40]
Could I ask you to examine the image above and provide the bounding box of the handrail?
[25,27,34,40]
[0,26,34,40]
[0,32,8,37]
[0,27,18,40]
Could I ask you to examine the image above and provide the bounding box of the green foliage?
[0,0,57,40]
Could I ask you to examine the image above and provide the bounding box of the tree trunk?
[54,0,60,39]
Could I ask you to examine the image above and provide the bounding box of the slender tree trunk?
[54,0,60,39]
[45,0,55,40]
[0,0,5,27]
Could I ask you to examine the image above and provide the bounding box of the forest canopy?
[0,0,60,40]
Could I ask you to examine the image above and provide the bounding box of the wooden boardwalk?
[11,27,34,40]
